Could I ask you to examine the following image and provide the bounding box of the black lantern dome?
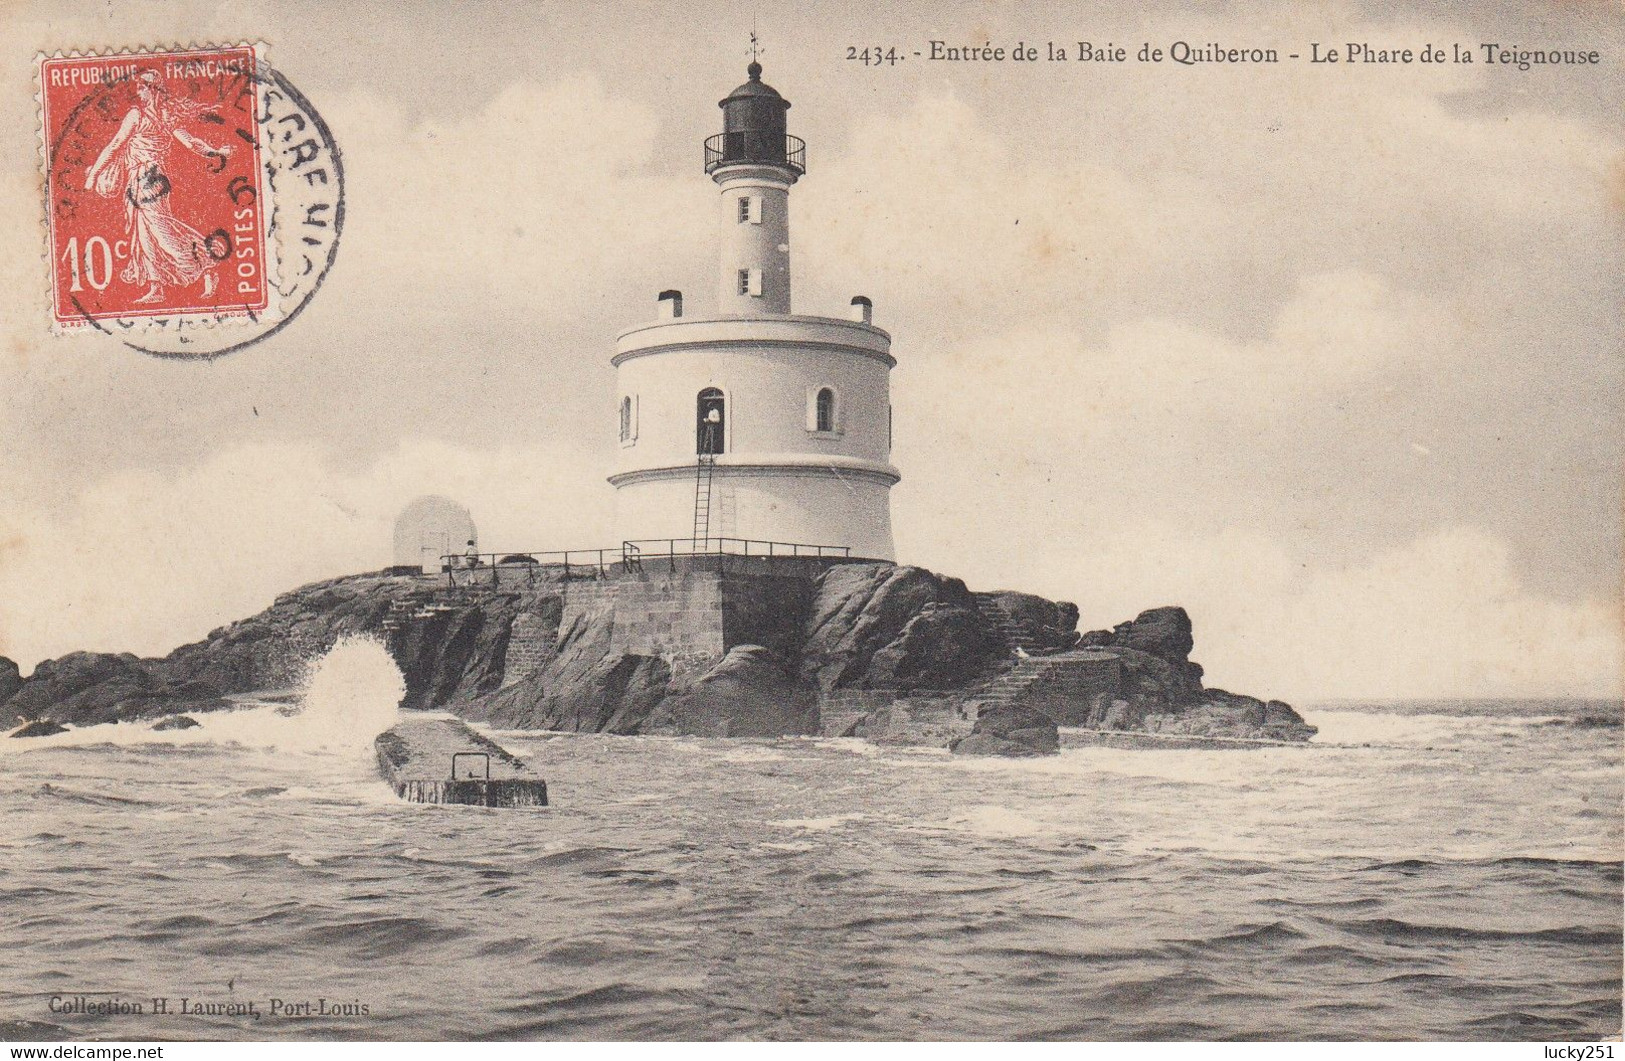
[705,62,805,177]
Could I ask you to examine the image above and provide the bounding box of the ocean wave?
[1176,920,1310,952]
[31,783,155,807]
[1278,942,1393,968]
[770,813,867,831]
[942,805,1061,839]
[297,915,463,959]
[1091,971,1226,1009]
[1361,855,1623,874]
[0,885,73,904]
[3,704,1619,1041]
[1329,917,1619,947]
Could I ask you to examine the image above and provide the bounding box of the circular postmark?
[41,46,343,360]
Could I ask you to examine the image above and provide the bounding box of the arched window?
[697,388,725,455]
[815,388,835,432]
[619,396,632,442]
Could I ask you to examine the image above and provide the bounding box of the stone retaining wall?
[1023,652,1123,724]
[1059,728,1312,751]
[848,693,979,747]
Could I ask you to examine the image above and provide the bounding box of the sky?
[0,0,1620,701]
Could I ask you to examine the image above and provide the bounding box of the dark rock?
[0,657,21,704]
[801,564,998,690]
[1079,609,1208,705]
[950,704,1059,757]
[10,720,68,738]
[8,652,158,727]
[152,715,200,731]
[1264,699,1300,724]
[979,591,1083,654]
[1539,714,1623,729]
[1143,689,1317,741]
[866,604,1001,690]
[1099,606,1193,661]
[467,604,671,733]
[392,594,520,710]
[1100,697,1145,731]
[9,560,1306,747]
[664,645,818,738]
[160,573,424,694]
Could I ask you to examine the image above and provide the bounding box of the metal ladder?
[692,453,716,548]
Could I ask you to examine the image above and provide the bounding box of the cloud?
[890,268,1458,543]
[909,518,1620,702]
[1084,524,1622,702]
[886,272,1619,701]
[794,90,1215,329]
[323,76,707,322]
[0,438,614,668]
[791,29,1621,335]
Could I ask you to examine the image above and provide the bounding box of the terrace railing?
[441,538,851,585]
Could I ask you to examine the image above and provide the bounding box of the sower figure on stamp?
[82,70,233,304]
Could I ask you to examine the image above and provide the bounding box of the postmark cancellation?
[36,43,343,358]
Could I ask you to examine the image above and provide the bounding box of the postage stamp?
[37,44,343,359]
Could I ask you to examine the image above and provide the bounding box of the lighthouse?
[608,58,899,562]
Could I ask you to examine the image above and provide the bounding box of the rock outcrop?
[9,720,68,738]
[0,564,1311,747]
[800,564,1001,691]
[462,593,670,733]
[0,657,22,704]
[950,705,1060,757]
[979,592,1083,655]
[4,651,228,728]
[1078,606,1205,704]
[662,645,818,737]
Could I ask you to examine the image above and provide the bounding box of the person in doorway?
[702,407,722,455]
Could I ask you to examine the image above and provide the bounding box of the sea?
[0,640,1619,1042]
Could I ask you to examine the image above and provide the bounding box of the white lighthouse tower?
[608,58,899,561]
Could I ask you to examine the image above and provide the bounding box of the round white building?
[392,495,476,573]
[609,60,899,561]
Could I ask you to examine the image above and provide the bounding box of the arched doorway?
[697,388,725,455]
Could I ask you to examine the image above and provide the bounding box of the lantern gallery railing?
[703,132,805,175]
[439,538,850,585]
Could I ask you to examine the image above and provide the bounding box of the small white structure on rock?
[392,495,477,573]
[609,59,899,561]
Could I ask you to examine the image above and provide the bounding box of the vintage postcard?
[0,0,1619,1048]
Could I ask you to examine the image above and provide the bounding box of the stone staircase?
[972,592,1048,657]
[963,652,1071,713]
[960,648,1123,720]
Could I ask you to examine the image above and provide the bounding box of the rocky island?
[2,556,1314,755]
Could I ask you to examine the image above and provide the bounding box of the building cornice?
[609,455,901,488]
[615,314,894,368]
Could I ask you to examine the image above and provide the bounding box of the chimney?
[658,289,684,319]
[850,295,872,324]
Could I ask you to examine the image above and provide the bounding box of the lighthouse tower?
[609,59,899,561]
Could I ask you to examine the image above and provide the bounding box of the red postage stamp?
[39,45,273,330]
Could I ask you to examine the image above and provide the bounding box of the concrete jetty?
[375,715,549,807]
